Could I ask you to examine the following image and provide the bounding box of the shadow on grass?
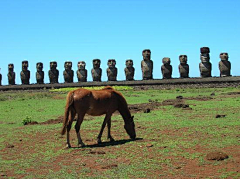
[69,138,143,149]
[86,137,143,148]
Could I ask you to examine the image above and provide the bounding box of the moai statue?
[199,47,212,78]
[91,59,102,82]
[77,61,87,82]
[63,61,74,83]
[161,57,172,79]
[7,64,15,85]
[141,49,153,80]
[124,59,135,81]
[107,59,117,81]
[178,55,189,78]
[48,61,59,84]
[20,61,30,85]
[36,62,44,84]
[219,53,231,77]
[0,68,2,86]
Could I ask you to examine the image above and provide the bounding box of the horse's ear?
[131,116,134,119]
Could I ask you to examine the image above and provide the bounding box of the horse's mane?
[102,86,128,107]
[102,86,114,90]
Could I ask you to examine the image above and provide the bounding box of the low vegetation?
[0,86,239,178]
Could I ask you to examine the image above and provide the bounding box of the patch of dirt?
[5,144,14,149]
[162,99,184,105]
[25,121,39,125]
[206,151,229,161]
[222,92,240,95]
[27,115,96,125]
[128,102,162,113]
[101,164,118,169]
[185,96,213,101]
[41,116,63,124]
[89,150,106,155]
[174,103,189,108]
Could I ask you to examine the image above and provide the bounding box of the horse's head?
[124,116,136,140]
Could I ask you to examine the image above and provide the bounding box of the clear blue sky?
[0,0,239,85]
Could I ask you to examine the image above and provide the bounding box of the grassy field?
[0,86,240,178]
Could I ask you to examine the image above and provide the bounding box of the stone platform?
[0,76,240,91]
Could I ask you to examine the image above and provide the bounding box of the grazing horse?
[61,86,136,148]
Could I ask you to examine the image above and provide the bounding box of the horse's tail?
[61,91,74,135]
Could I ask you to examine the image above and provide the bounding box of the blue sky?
[0,0,240,85]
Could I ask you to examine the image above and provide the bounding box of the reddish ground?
[1,96,239,178]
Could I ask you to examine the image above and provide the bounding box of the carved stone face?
[220,53,229,61]
[36,62,43,71]
[78,61,86,70]
[126,60,133,68]
[200,53,210,63]
[162,57,171,65]
[108,59,116,68]
[93,59,101,68]
[179,55,187,64]
[64,61,72,70]
[22,61,28,71]
[8,64,14,71]
[50,62,57,70]
[142,49,151,61]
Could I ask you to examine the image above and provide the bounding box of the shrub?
[22,116,32,125]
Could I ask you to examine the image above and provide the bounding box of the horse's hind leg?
[107,119,115,142]
[66,121,72,148]
[97,113,111,144]
[75,113,85,147]
[66,109,75,148]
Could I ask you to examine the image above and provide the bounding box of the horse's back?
[72,87,119,116]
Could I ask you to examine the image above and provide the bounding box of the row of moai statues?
[0,69,1,86]
[1,48,231,85]
[141,47,231,79]
[141,49,188,79]
[199,47,231,77]
[4,59,133,85]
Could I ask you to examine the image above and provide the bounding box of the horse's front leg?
[75,114,85,148]
[97,114,111,144]
[107,119,115,142]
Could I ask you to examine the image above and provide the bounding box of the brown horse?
[61,86,136,148]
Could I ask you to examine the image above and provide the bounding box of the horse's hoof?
[65,144,71,149]
[78,143,86,148]
[109,138,115,142]
[97,139,102,144]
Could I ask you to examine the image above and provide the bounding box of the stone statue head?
[64,61,72,70]
[50,61,57,70]
[78,61,86,70]
[22,61,29,71]
[93,59,101,69]
[108,59,116,68]
[8,64,14,72]
[162,57,171,65]
[142,49,151,61]
[200,47,210,54]
[220,53,229,61]
[179,55,187,64]
[36,62,43,71]
[126,59,133,68]
[200,53,210,63]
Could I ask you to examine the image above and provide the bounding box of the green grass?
[0,86,239,178]
[49,85,134,92]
